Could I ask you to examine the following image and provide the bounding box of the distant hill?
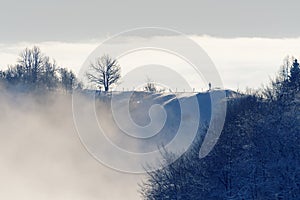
[74,89,239,153]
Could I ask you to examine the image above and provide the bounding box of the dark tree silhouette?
[86,55,121,92]
[290,59,300,88]
[59,68,77,93]
[41,57,58,90]
[144,78,157,92]
[18,46,44,85]
[0,46,80,92]
[0,70,5,85]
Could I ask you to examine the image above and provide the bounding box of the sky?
[1,0,300,42]
[1,0,300,90]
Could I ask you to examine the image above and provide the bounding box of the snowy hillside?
[75,89,237,154]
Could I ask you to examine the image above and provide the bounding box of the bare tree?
[18,46,44,85]
[59,68,77,93]
[86,55,121,92]
[144,78,157,93]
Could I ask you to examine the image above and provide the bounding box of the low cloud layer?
[1,36,300,91]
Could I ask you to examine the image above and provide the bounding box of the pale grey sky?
[1,0,300,43]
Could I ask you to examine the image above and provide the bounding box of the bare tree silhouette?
[86,55,121,92]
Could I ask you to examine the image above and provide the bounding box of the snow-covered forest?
[140,59,300,199]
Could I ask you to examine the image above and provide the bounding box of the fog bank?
[0,91,141,200]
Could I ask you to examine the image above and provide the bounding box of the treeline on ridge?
[0,46,80,93]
